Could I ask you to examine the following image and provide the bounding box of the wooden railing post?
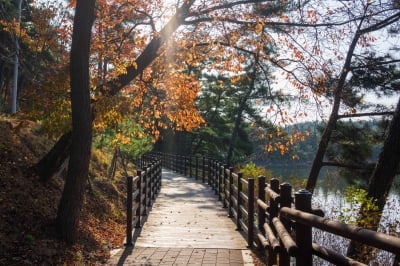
[248,177,255,248]
[214,160,218,193]
[149,163,154,203]
[180,155,184,174]
[295,189,313,266]
[184,156,187,176]
[136,171,142,228]
[269,178,280,224]
[189,156,193,178]
[153,161,158,200]
[214,160,218,194]
[214,160,221,196]
[157,160,162,189]
[268,178,279,265]
[176,155,180,173]
[228,167,234,217]
[142,167,148,215]
[258,176,266,235]
[202,156,206,183]
[279,182,292,266]
[237,172,243,231]
[195,156,199,180]
[223,164,228,208]
[208,158,212,186]
[125,175,133,246]
[218,162,222,199]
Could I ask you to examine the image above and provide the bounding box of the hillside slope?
[0,116,127,265]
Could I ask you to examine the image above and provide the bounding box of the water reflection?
[267,165,400,265]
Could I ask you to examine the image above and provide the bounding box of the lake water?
[266,164,400,265]
[312,189,399,265]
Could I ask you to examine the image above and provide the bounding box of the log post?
[142,167,148,215]
[184,156,187,176]
[269,178,280,224]
[125,175,133,246]
[223,164,229,208]
[189,156,192,178]
[173,154,176,172]
[180,155,184,174]
[268,178,280,265]
[136,171,142,228]
[237,172,243,231]
[228,167,234,217]
[195,156,199,180]
[248,177,255,248]
[148,163,153,204]
[279,183,293,266]
[258,176,266,235]
[158,160,162,189]
[202,156,206,183]
[208,158,212,186]
[295,189,313,266]
[218,162,222,199]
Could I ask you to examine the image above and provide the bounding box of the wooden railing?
[257,177,400,265]
[152,152,255,247]
[150,152,400,265]
[125,158,162,245]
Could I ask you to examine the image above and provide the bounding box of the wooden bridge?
[106,167,254,265]
[107,153,400,266]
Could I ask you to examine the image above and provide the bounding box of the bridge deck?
[106,169,254,265]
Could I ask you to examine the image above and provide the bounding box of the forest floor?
[0,115,268,265]
[0,115,128,265]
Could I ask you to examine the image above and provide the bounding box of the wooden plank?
[133,169,248,249]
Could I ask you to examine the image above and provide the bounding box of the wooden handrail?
[148,152,400,265]
[280,207,400,255]
[125,159,162,246]
[312,243,367,266]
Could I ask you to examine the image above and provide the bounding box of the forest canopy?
[1,1,399,257]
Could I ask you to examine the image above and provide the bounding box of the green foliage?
[25,233,35,242]
[38,99,72,139]
[326,120,388,188]
[240,162,273,180]
[281,176,308,191]
[189,73,256,162]
[94,118,153,159]
[349,54,400,108]
[339,186,380,226]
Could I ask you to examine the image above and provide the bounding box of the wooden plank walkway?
[106,169,254,265]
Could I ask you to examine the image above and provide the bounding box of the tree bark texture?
[34,0,195,182]
[55,0,95,243]
[347,97,400,262]
[306,8,400,192]
[35,131,72,182]
[226,97,246,165]
[306,30,361,192]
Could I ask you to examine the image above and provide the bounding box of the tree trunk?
[226,98,246,165]
[55,0,95,243]
[35,131,72,182]
[33,0,195,182]
[107,149,118,179]
[347,97,400,262]
[306,7,400,192]
[306,29,362,192]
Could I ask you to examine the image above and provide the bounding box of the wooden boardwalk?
[106,169,253,265]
